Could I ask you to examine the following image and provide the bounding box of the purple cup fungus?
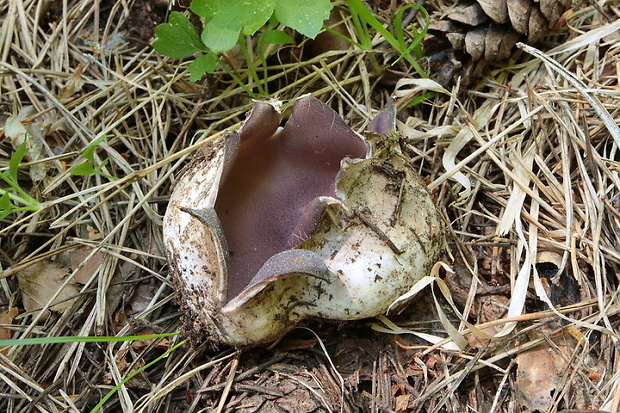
[163,96,444,347]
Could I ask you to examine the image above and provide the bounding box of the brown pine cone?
[424,0,571,85]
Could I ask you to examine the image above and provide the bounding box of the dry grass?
[1,0,620,412]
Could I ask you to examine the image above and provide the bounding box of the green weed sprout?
[0,142,42,219]
[152,1,431,104]
[0,333,181,413]
[152,0,332,94]
[343,0,433,105]
[70,135,118,181]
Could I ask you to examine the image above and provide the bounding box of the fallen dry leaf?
[58,64,86,102]
[56,247,104,285]
[103,348,132,385]
[395,394,413,412]
[0,307,19,341]
[17,248,105,319]
[103,348,150,389]
[17,260,81,318]
[516,330,582,411]
[516,344,562,411]
[126,281,157,316]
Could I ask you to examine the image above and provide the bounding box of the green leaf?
[0,191,15,211]
[0,332,179,347]
[392,5,429,63]
[90,339,187,413]
[258,29,294,46]
[275,0,332,39]
[9,142,29,182]
[191,0,276,52]
[81,135,109,163]
[346,0,429,78]
[200,23,242,54]
[70,162,97,176]
[189,0,218,17]
[0,208,13,220]
[152,11,207,58]
[188,53,219,81]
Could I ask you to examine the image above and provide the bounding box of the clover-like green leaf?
[275,0,332,39]
[191,0,276,52]
[152,11,207,58]
[70,135,117,180]
[200,23,242,54]
[258,29,294,47]
[188,53,219,81]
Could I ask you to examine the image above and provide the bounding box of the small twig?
[353,208,403,254]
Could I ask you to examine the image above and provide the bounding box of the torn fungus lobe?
[214,97,368,299]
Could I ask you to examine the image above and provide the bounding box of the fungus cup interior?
[213,97,368,302]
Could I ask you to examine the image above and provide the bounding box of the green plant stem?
[345,0,428,78]
[349,4,371,49]
[0,171,42,210]
[0,333,179,347]
[218,57,259,99]
[346,5,382,74]
[258,45,271,88]
[0,188,40,209]
[322,4,383,75]
[90,339,187,413]
[392,5,429,63]
[238,37,267,95]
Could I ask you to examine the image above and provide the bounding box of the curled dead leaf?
[535,250,580,307]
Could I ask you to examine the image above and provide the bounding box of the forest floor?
[1,0,620,412]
